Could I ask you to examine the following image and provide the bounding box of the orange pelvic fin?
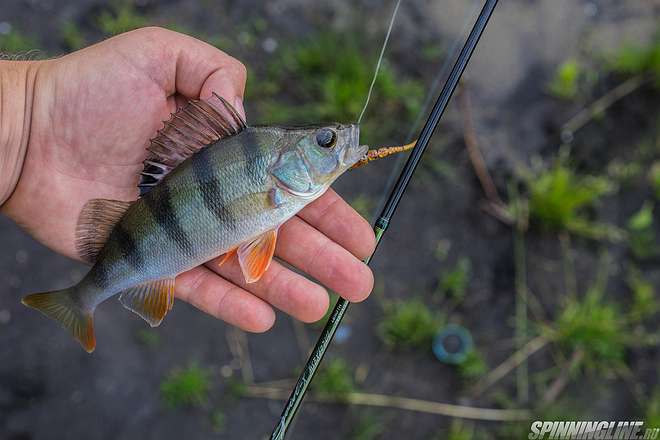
[238,229,278,284]
[118,278,176,327]
[217,247,238,267]
[350,139,417,169]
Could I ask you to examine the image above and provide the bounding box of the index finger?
[129,27,247,118]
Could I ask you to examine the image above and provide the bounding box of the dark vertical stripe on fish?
[240,129,264,186]
[191,150,238,230]
[114,224,144,271]
[91,262,110,290]
[143,184,196,257]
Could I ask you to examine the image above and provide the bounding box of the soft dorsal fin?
[76,198,133,263]
[138,93,246,195]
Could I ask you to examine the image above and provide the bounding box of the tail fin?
[22,290,96,353]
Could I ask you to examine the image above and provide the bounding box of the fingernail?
[233,97,247,121]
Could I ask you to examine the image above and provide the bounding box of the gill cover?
[270,124,366,197]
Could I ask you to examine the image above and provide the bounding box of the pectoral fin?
[119,278,176,327]
[237,229,278,284]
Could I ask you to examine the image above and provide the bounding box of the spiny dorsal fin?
[76,198,133,264]
[138,93,247,195]
[118,278,176,327]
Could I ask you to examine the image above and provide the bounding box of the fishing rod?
[270,0,499,437]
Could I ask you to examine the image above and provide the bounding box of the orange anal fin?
[217,247,237,267]
[237,229,278,284]
[118,278,176,327]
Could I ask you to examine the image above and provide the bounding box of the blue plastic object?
[432,324,474,364]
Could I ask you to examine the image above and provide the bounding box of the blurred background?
[1,0,659,438]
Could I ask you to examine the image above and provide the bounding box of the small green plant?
[378,299,442,349]
[312,358,355,399]
[210,408,226,434]
[0,28,37,54]
[439,420,477,440]
[98,2,147,36]
[421,42,445,62]
[349,411,384,440]
[496,422,530,440]
[548,59,582,100]
[439,257,471,301]
[61,21,85,51]
[607,159,642,184]
[549,288,627,373]
[609,38,660,81]
[136,328,161,348]
[160,363,212,408]
[627,202,657,259]
[225,377,247,400]
[419,154,456,183]
[434,239,452,262]
[456,349,487,381]
[527,162,621,240]
[256,32,422,142]
[650,162,660,200]
[350,194,376,219]
[626,267,659,322]
[646,388,660,428]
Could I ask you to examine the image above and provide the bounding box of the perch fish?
[22,94,367,353]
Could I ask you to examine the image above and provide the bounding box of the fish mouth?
[343,144,369,166]
[340,124,367,167]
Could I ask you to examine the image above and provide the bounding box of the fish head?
[271,124,367,198]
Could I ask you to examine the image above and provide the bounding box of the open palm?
[4,28,375,332]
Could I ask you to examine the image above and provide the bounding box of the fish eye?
[316,128,337,149]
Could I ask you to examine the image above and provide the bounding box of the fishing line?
[376,0,485,218]
[356,0,402,125]
[404,0,483,140]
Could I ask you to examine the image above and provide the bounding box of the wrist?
[0,60,40,208]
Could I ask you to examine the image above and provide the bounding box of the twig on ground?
[526,287,550,325]
[226,328,254,384]
[514,226,529,404]
[243,386,531,421]
[458,84,508,210]
[480,200,515,226]
[251,378,296,389]
[291,317,312,362]
[541,349,584,405]
[561,75,648,141]
[559,233,577,297]
[471,335,549,397]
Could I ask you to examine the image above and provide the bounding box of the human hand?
[1,27,375,331]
